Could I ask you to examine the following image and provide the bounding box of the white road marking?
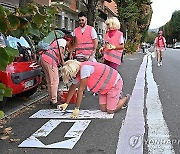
[116,55,147,154]
[146,56,175,153]
[18,119,91,149]
[29,109,114,119]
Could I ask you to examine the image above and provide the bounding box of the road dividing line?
[116,55,147,154]
[146,56,175,153]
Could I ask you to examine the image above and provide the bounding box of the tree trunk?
[86,0,98,26]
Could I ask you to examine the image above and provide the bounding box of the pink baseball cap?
[158,30,163,34]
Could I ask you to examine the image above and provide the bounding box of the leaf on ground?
[9,138,20,143]
[21,97,29,101]
[0,135,9,140]
[2,127,12,135]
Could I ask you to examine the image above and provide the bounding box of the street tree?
[80,0,112,26]
[114,0,152,53]
[171,10,180,41]
[160,10,180,44]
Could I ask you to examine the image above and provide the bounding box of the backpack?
[37,41,62,67]
[38,41,51,51]
[37,41,51,65]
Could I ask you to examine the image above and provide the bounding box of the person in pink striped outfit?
[99,17,124,70]
[41,36,77,107]
[154,30,167,66]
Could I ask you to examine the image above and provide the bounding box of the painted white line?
[116,56,147,154]
[18,119,91,149]
[29,109,114,119]
[146,56,175,153]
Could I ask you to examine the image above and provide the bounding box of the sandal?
[121,94,131,109]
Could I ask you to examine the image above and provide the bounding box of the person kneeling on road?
[57,60,130,118]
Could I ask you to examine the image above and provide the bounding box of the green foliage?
[0,110,5,119]
[125,41,139,54]
[171,11,180,41]
[0,47,19,71]
[0,2,62,104]
[115,0,152,52]
[160,10,180,44]
[0,83,12,101]
[145,31,156,44]
[95,43,103,61]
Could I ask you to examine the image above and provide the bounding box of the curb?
[5,91,48,119]
[4,83,66,119]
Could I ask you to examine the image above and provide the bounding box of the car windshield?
[176,42,180,45]
[7,36,30,49]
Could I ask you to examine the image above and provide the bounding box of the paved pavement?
[0,52,144,154]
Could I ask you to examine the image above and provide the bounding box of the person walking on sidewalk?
[154,30,166,66]
[40,36,77,107]
[141,42,146,54]
[57,60,130,118]
[73,12,98,62]
[99,17,124,70]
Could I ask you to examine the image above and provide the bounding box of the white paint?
[116,55,147,154]
[29,109,114,119]
[146,56,175,153]
[18,119,91,149]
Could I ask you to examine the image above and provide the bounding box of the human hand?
[99,47,103,52]
[106,44,116,50]
[57,103,68,111]
[99,47,103,55]
[71,107,79,118]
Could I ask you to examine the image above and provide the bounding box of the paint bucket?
[59,89,77,104]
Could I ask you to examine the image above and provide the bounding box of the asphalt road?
[1,49,180,154]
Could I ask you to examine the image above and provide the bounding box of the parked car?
[0,34,42,107]
[173,42,180,49]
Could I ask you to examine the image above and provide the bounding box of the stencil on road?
[18,119,91,149]
[29,109,114,119]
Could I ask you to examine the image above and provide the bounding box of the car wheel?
[0,98,7,109]
[18,86,38,98]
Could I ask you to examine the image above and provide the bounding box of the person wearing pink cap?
[154,30,166,66]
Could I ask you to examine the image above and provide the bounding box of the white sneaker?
[157,63,160,66]
[160,61,162,66]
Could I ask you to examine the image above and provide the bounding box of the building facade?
[0,0,118,35]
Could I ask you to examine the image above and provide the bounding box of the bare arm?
[114,43,124,50]
[75,78,87,108]
[92,38,98,55]
[56,46,65,65]
[65,84,77,104]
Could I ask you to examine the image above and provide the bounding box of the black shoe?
[122,94,131,109]
[50,101,58,107]
[92,93,98,96]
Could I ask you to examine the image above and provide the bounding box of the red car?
[0,34,42,107]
